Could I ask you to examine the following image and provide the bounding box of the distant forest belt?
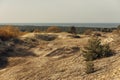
[0,25,117,34]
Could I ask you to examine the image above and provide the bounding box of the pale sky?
[0,0,120,23]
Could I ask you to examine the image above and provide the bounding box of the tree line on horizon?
[0,25,117,33]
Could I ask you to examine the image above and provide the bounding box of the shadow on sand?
[0,43,37,69]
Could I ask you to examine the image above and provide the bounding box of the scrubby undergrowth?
[0,26,27,41]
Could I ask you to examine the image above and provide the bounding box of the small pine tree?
[69,26,76,34]
[83,37,113,61]
[83,37,101,61]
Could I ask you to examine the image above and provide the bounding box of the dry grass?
[84,29,93,35]
[112,29,120,35]
[46,26,61,33]
[0,32,120,80]
[0,25,26,40]
[33,28,41,33]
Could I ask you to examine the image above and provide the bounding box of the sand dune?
[0,32,120,80]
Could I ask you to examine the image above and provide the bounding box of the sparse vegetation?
[112,29,120,35]
[117,25,120,30]
[35,34,57,41]
[83,37,113,61]
[84,29,93,35]
[46,26,61,33]
[114,25,120,35]
[67,35,80,38]
[0,26,23,41]
[33,28,41,33]
[93,32,102,37]
[0,24,119,79]
[69,26,76,34]
[85,61,94,74]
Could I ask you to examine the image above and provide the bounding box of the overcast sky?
[0,0,120,23]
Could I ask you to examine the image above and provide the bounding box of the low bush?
[69,26,76,34]
[83,37,114,61]
[0,26,21,41]
[46,26,61,33]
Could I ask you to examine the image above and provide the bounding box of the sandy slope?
[0,32,120,80]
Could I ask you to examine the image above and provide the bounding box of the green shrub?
[100,44,113,57]
[85,61,94,74]
[68,26,76,34]
[83,37,113,61]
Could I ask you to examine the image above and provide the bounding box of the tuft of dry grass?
[0,25,25,40]
[46,26,61,33]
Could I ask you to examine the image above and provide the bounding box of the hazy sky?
[0,0,120,23]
